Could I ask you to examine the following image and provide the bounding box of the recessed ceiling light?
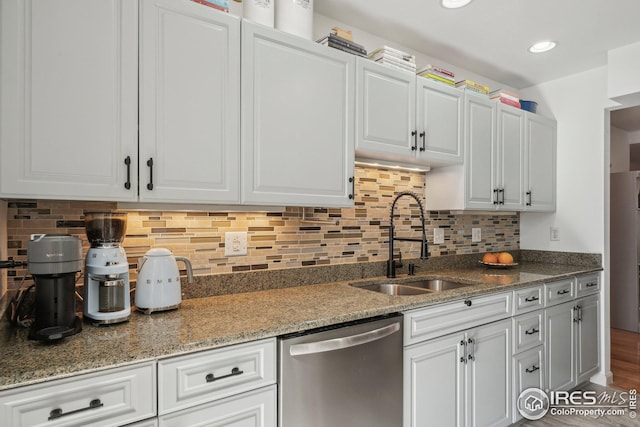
[529,40,557,53]
[441,0,472,9]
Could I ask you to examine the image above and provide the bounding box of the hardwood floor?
[611,328,640,391]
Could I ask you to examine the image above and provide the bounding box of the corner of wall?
[0,200,7,299]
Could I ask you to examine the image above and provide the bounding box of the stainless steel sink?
[353,279,472,296]
[400,279,471,292]
[355,283,432,296]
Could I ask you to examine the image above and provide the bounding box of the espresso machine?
[83,212,131,324]
[27,234,83,341]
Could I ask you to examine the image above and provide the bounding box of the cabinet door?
[545,301,576,391]
[404,333,465,427]
[0,0,138,201]
[496,104,524,210]
[242,21,355,207]
[524,113,556,211]
[139,0,241,203]
[416,77,464,165]
[466,319,511,427]
[356,58,416,161]
[512,346,544,423]
[576,295,600,384]
[464,95,497,209]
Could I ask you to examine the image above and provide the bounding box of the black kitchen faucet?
[387,191,429,278]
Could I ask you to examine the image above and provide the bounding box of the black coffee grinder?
[27,234,83,341]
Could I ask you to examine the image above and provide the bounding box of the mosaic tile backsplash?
[3,166,519,294]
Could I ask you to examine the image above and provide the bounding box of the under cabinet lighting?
[528,40,557,53]
[441,0,472,9]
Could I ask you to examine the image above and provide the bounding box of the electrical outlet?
[434,228,445,244]
[472,228,481,243]
[225,232,247,256]
[550,227,560,241]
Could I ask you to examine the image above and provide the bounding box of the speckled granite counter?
[0,260,601,391]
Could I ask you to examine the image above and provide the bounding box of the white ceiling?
[315,0,640,90]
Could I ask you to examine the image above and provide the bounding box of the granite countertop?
[0,261,601,391]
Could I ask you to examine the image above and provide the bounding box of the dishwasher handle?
[289,322,401,356]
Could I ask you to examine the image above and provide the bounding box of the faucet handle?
[394,251,403,269]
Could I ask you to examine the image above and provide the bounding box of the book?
[318,34,367,55]
[373,55,417,72]
[455,79,489,93]
[368,46,415,63]
[491,92,519,103]
[331,27,353,42]
[418,69,452,81]
[495,97,521,108]
[416,64,455,79]
[326,41,367,57]
[369,52,416,68]
[490,88,519,101]
[423,73,455,86]
[191,0,229,12]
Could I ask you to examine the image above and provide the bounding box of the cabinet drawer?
[158,385,276,427]
[576,273,600,297]
[513,311,544,354]
[0,362,156,427]
[404,292,512,345]
[513,285,543,315]
[544,278,575,306]
[158,338,276,415]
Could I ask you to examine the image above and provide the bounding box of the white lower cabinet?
[159,385,276,427]
[404,318,512,427]
[512,346,544,423]
[0,362,156,427]
[544,294,599,392]
[157,338,277,427]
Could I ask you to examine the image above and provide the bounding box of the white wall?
[519,67,609,254]
[0,200,6,299]
[608,41,640,105]
[610,126,630,173]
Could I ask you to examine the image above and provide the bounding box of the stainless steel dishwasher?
[278,314,403,427]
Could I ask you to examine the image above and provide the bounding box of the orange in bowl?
[482,252,498,264]
[497,252,514,264]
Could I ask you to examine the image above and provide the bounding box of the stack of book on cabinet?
[490,89,521,108]
[368,46,416,72]
[317,28,367,57]
[455,79,490,97]
[416,65,455,85]
[191,0,228,12]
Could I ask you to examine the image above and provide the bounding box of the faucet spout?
[387,191,429,278]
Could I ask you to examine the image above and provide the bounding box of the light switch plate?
[434,228,445,244]
[550,227,560,241]
[472,228,481,243]
[225,232,247,256]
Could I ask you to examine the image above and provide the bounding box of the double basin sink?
[352,279,472,296]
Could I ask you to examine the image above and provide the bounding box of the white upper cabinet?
[241,21,355,207]
[0,0,139,201]
[355,59,463,167]
[426,95,553,212]
[139,0,241,203]
[524,113,556,211]
[356,59,416,159]
[416,77,464,164]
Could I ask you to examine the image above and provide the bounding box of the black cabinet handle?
[146,158,154,190]
[557,289,569,295]
[411,130,417,151]
[124,156,131,190]
[49,399,104,420]
[525,327,539,335]
[464,299,472,307]
[205,367,243,383]
[467,338,475,361]
[348,176,355,200]
[524,296,539,302]
[586,282,598,288]
[419,131,426,152]
[525,365,540,374]
[498,188,505,205]
[460,340,467,363]
[493,188,499,205]
[526,190,532,206]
